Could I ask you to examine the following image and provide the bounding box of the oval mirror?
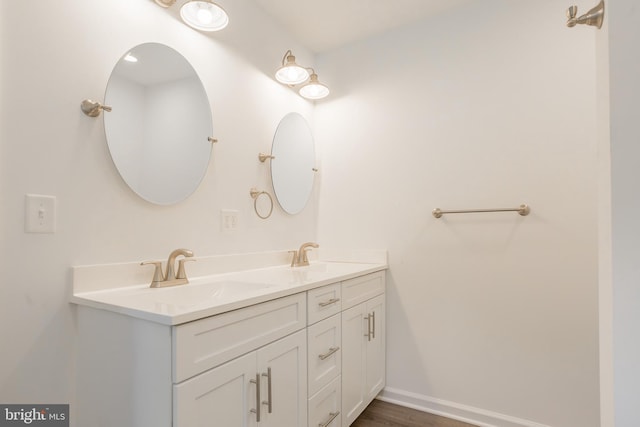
[104,43,213,205]
[270,113,315,214]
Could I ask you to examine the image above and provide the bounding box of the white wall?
[599,0,640,425]
[0,0,317,419]
[315,1,599,426]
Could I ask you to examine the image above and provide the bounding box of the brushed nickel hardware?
[80,99,112,117]
[371,311,376,339]
[318,298,340,307]
[319,411,340,427]
[176,258,196,280]
[291,242,319,267]
[141,248,195,288]
[140,261,164,284]
[288,250,298,267]
[364,312,375,341]
[567,0,604,29]
[250,188,274,219]
[207,136,218,144]
[250,374,261,422]
[258,153,275,162]
[261,367,272,413]
[432,204,530,219]
[318,346,340,360]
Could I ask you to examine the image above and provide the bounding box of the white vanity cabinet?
[75,264,386,427]
[341,274,386,426]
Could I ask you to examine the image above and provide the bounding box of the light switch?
[25,194,56,233]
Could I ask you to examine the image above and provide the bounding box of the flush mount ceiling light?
[299,71,330,100]
[275,50,310,85]
[180,0,229,31]
[275,50,329,100]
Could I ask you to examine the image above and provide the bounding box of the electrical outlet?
[221,209,239,232]
[25,194,57,233]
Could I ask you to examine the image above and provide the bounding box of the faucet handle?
[288,250,298,267]
[141,261,165,283]
[176,258,196,280]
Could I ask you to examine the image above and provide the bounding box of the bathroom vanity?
[72,251,387,427]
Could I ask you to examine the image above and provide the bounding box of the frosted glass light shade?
[275,53,310,85]
[299,73,329,100]
[180,0,229,32]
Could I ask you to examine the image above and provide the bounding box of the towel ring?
[250,188,274,219]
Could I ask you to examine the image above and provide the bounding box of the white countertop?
[71,255,387,325]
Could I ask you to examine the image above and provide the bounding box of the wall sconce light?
[154,0,229,32]
[275,50,330,100]
[299,71,330,100]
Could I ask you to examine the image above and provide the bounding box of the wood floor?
[352,400,478,427]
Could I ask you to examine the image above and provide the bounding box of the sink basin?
[150,279,280,305]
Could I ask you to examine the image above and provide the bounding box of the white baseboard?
[377,387,552,427]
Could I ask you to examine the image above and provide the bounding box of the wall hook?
[81,99,112,117]
[566,0,604,29]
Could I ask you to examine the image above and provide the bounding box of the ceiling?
[251,0,477,53]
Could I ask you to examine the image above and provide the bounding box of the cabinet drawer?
[307,282,342,325]
[309,375,342,427]
[341,271,385,310]
[308,314,341,396]
[173,293,306,383]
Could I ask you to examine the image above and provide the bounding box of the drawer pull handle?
[318,346,340,360]
[318,298,340,307]
[319,411,340,427]
[250,373,261,422]
[261,367,272,413]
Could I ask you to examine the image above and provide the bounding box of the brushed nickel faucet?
[290,242,319,267]
[141,248,195,288]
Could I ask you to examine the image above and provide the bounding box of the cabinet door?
[365,294,385,400]
[341,303,367,426]
[257,329,307,427]
[174,352,258,427]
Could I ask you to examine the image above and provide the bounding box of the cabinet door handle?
[318,297,340,307]
[364,314,372,341]
[318,346,340,360]
[318,411,340,427]
[250,373,261,422]
[261,367,272,413]
[371,311,376,340]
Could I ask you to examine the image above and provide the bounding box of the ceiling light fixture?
[275,50,329,100]
[299,71,330,100]
[275,50,310,85]
[180,0,229,32]
[154,0,229,32]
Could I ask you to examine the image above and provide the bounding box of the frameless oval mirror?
[270,113,315,214]
[104,43,213,205]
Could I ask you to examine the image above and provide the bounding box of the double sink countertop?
[71,250,387,326]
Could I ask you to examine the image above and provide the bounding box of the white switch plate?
[221,209,239,232]
[25,194,56,233]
